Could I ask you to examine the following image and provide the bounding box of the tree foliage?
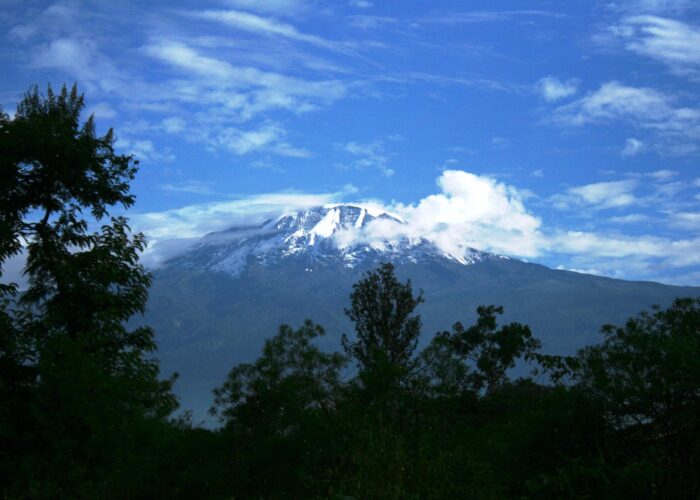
[0,84,175,497]
[342,262,423,396]
[212,320,345,432]
[574,297,700,494]
[424,305,541,395]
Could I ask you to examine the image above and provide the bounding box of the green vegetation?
[1,86,698,498]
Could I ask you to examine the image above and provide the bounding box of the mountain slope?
[144,204,700,422]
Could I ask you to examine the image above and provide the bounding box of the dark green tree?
[574,297,700,495]
[212,320,345,432]
[211,320,346,497]
[342,262,424,396]
[0,84,176,497]
[423,305,541,395]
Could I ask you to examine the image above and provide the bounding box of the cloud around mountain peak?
[354,170,543,258]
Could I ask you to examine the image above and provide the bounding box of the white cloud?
[550,180,639,210]
[553,81,670,125]
[552,81,700,154]
[647,169,677,179]
[115,138,175,163]
[428,10,568,25]
[190,9,336,50]
[338,140,396,177]
[87,102,116,120]
[549,231,700,267]
[622,137,645,156]
[356,171,544,258]
[145,41,237,80]
[197,122,310,157]
[535,76,579,102]
[608,16,700,76]
[8,24,37,41]
[161,117,186,134]
[141,40,346,156]
[489,137,509,149]
[609,0,696,14]
[669,211,700,229]
[609,213,649,224]
[222,0,308,16]
[32,37,98,80]
[159,181,216,196]
[133,191,347,243]
[348,15,398,29]
[349,0,373,8]
[218,123,285,155]
[144,40,346,121]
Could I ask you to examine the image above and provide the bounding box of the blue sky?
[2,0,700,284]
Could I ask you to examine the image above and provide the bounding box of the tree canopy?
[342,262,423,397]
[0,84,175,497]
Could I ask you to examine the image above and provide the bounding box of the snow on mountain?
[167,204,490,275]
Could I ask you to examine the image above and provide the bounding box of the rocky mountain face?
[144,204,700,424]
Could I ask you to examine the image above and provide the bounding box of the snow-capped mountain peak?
[266,204,403,253]
[168,204,490,275]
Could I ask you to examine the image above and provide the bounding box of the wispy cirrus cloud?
[348,0,373,9]
[553,81,670,126]
[115,137,175,164]
[144,40,346,116]
[608,213,650,224]
[7,3,352,162]
[336,139,398,177]
[211,123,311,157]
[551,81,700,154]
[605,16,700,77]
[548,171,694,214]
[140,40,346,156]
[550,180,639,211]
[607,0,697,15]
[189,9,338,51]
[426,10,568,24]
[159,181,217,196]
[221,0,309,17]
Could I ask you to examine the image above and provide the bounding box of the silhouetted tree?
[575,297,700,496]
[211,320,346,497]
[424,305,541,395]
[0,84,176,497]
[212,320,345,431]
[342,262,424,398]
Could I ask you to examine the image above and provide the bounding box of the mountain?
[167,203,488,271]
[144,204,700,422]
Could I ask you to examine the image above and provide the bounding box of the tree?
[574,297,700,494]
[423,305,541,395]
[0,84,175,496]
[211,320,346,497]
[342,262,424,396]
[212,320,345,432]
